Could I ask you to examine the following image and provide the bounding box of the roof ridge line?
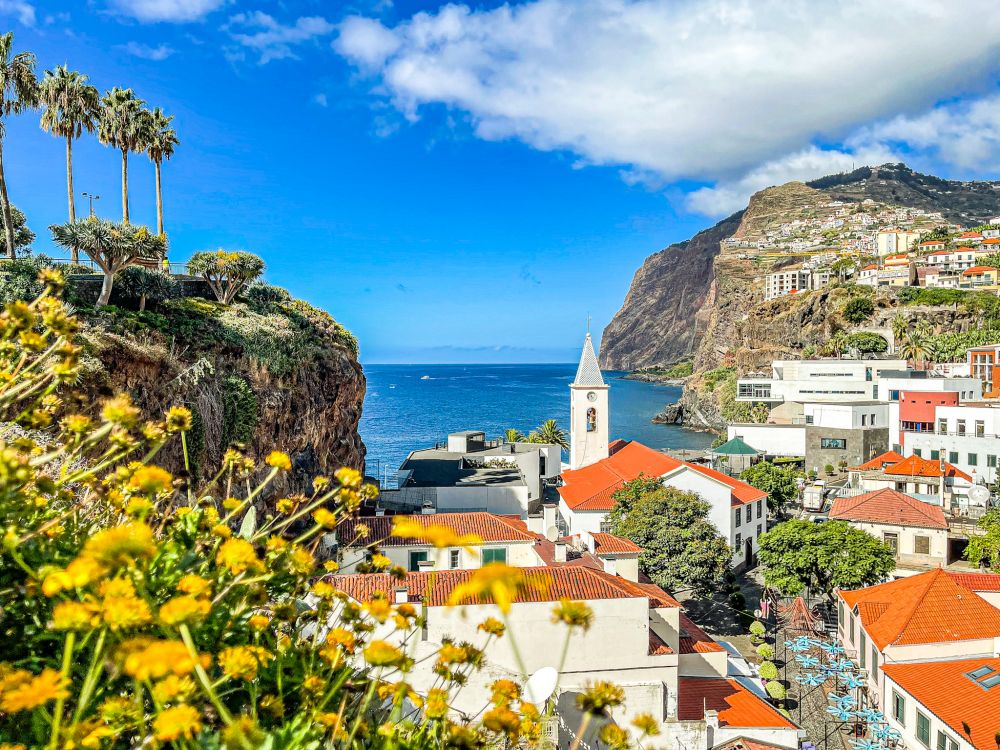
[888,569,947,646]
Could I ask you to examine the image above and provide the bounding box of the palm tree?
[503,428,525,443]
[890,314,908,350]
[900,332,931,370]
[0,33,38,258]
[98,88,151,224]
[528,419,569,449]
[145,107,178,236]
[39,66,100,237]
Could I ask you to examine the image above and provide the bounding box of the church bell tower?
[569,333,609,470]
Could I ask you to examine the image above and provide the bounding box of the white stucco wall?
[337,540,542,574]
[727,425,806,457]
[882,673,974,750]
[842,520,948,570]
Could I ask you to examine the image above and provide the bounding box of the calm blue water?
[360,364,714,478]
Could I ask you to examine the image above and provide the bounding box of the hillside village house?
[329,566,800,750]
[836,571,1000,750]
[960,265,999,289]
[876,228,920,256]
[903,400,1000,487]
[828,488,949,574]
[924,247,978,272]
[736,359,908,405]
[847,451,973,512]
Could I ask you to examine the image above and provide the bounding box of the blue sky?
[3,1,1000,363]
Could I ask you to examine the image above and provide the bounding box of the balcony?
[736,380,778,401]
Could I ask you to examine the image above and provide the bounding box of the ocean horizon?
[360,362,714,483]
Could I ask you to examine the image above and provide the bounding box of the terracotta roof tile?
[837,569,1000,649]
[686,463,767,506]
[677,677,796,728]
[851,451,905,471]
[883,454,972,481]
[591,532,641,555]
[649,629,674,655]
[335,512,539,548]
[881,657,1000,750]
[946,572,1000,592]
[679,612,726,654]
[829,488,948,529]
[716,738,797,750]
[329,566,681,608]
[964,265,999,275]
[558,441,683,510]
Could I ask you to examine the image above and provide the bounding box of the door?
[744,539,753,569]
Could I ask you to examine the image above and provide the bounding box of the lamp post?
[81,192,100,218]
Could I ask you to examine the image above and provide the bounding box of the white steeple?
[569,333,609,470]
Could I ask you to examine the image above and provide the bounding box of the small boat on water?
[420,375,431,380]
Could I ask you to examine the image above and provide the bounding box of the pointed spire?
[574,333,605,386]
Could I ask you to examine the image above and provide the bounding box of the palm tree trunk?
[97,268,114,306]
[66,135,76,224]
[155,161,163,236]
[121,148,129,224]
[0,139,16,259]
[139,294,147,312]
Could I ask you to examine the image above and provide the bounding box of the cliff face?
[74,295,365,492]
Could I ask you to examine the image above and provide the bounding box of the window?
[883,532,898,556]
[838,600,844,626]
[931,449,940,460]
[989,454,998,468]
[938,419,947,434]
[949,451,959,464]
[862,414,867,426]
[449,549,460,569]
[871,413,877,426]
[917,711,931,746]
[735,533,742,550]
[969,453,979,466]
[871,646,878,675]
[914,448,922,458]
[914,535,930,555]
[482,548,507,565]
[821,437,847,450]
[757,524,762,537]
[977,420,986,437]
[850,614,856,644]
[889,389,900,401]
[599,521,613,533]
[892,691,905,724]
[735,510,741,528]
[757,500,763,519]
[408,551,428,571]
[938,732,958,750]
[860,631,867,667]
[958,420,966,436]
[746,505,753,523]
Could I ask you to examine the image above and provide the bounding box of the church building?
[558,334,769,571]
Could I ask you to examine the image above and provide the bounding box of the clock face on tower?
[586,391,597,402]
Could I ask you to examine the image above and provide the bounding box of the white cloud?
[117,41,175,60]
[313,93,328,107]
[225,11,336,64]
[335,0,1000,212]
[109,0,226,22]
[0,0,36,26]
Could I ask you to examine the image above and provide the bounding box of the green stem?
[179,624,233,725]
[47,631,75,750]
[72,628,107,724]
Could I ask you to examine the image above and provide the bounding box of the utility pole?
[81,192,100,218]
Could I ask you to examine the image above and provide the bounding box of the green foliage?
[185,403,205,479]
[757,643,774,660]
[740,461,800,512]
[759,661,779,680]
[244,281,291,305]
[0,254,48,305]
[918,226,952,243]
[977,252,1000,268]
[527,419,569,449]
[221,375,259,449]
[0,204,34,255]
[716,373,769,424]
[114,266,178,310]
[765,681,787,700]
[188,249,265,305]
[842,296,874,324]
[897,286,968,306]
[844,331,888,354]
[801,344,817,358]
[758,520,895,598]
[702,366,736,392]
[748,620,766,639]
[662,361,693,378]
[965,508,1000,569]
[824,463,835,476]
[608,478,732,595]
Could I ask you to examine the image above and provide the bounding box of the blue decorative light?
[796,672,827,686]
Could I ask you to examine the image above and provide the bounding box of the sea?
[359,363,714,482]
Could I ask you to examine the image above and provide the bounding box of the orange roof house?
[829,488,947,529]
[851,450,905,471]
[881,657,1000,750]
[882,454,972,481]
[838,569,1000,650]
[962,265,998,276]
[336,512,539,548]
[677,677,797,728]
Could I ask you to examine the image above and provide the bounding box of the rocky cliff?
[73,293,366,491]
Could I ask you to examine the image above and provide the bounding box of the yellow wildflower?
[287,546,314,575]
[216,538,261,574]
[369,553,391,571]
[576,681,625,715]
[391,517,481,549]
[424,688,449,719]
[176,574,212,597]
[158,595,211,626]
[490,679,521,706]
[101,395,140,428]
[121,639,206,681]
[248,614,270,631]
[447,563,531,614]
[218,646,272,681]
[265,451,292,471]
[483,706,521,737]
[551,599,594,631]
[320,627,357,660]
[153,704,202,742]
[151,674,195,703]
[599,724,631,750]
[631,712,660,736]
[477,617,505,637]
[275,497,295,514]
[127,465,173,495]
[311,580,336,599]
[364,597,392,623]
[212,523,233,539]
[313,507,337,529]
[222,497,241,510]
[165,406,193,433]
[101,593,152,631]
[363,640,405,668]
[82,522,156,568]
[52,601,99,631]
[0,669,68,713]
[221,716,266,749]
[335,466,362,488]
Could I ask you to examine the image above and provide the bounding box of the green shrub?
[759,661,779,680]
[825,463,835,475]
[749,620,766,639]
[244,281,292,304]
[766,680,787,700]
[221,375,259,448]
[114,266,179,311]
[703,366,736,392]
[757,643,774,660]
[842,296,874,323]
[844,331,888,354]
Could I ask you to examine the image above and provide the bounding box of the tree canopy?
[0,204,34,256]
[607,477,731,595]
[188,250,265,305]
[965,508,1000,569]
[757,519,895,598]
[842,296,875,324]
[739,461,799,513]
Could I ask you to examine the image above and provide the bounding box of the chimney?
[375,509,385,517]
[704,709,719,730]
[418,559,435,572]
[421,502,436,515]
[394,586,408,604]
[602,556,617,576]
[554,541,567,563]
[543,505,557,540]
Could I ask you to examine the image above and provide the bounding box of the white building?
[763,269,832,301]
[736,359,907,404]
[569,333,609,470]
[876,229,920,257]
[922,247,978,272]
[847,451,974,513]
[902,402,1000,487]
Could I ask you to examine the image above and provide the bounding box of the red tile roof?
[648,629,674,655]
[982,238,1000,245]
[883,454,972,481]
[851,451,905,471]
[716,738,797,750]
[919,240,945,246]
[558,441,683,510]
[959,232,983,238]
[336,512,539,548]
[861,264,878,271]
[329,566,681,608]
[963,265,998,275]
[945,571,1000,592]
[838,569,1000,649]
[591,532,641,555]
[881,657,1000,750]
[677,677,796,728]
[679,611,726,654]
[829,488,948,529]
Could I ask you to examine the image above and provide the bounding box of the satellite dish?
[545,526,559,542]
[524,667,558,705]
[968,485,991,505]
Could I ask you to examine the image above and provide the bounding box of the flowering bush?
[0,273,646,749]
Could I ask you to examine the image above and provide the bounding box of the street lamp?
[81,192,100,218]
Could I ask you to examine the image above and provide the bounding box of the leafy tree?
[757,643,774,659]
[188,249,265,305]
[528,419,569,449]
[114,266,177,311]
[608,477,732,595]
[0,32,38,258]
[842,296,874,324]
[900,331,931,369]
[965,508,1000,569]
[845,331,888,354]
[0,204,34,257]
[38,65,100,231]
[50,218,165,306]
[503,428,525,443]
[145,106,178,236]
[890,313,908,344]
[740,461,799,513]
[758,520,895,599]
[99,87,151,224]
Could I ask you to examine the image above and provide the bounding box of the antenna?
[586,314,592,335]
[524,666,558,705]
